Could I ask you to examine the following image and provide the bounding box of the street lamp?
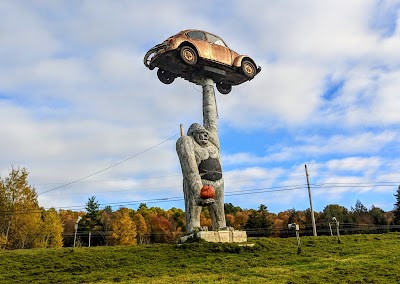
[332,217,340,243]
[288,223,301,254]
[73,216,82,248]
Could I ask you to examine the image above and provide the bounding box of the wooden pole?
[180,124,184,137]
[305,164,317,236]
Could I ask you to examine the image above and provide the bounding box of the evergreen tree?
[244,204,272,237]
[224,203,242,214]
[84,196,101,231]
[82,196,102,246]
[393,186,400,225]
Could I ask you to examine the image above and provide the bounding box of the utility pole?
[305,164,317,236]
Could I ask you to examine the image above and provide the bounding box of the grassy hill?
[1,233,399,284]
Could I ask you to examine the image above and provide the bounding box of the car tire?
[216,82,232,95]
[180,46,197,66]
[157,69,175,84]
[241,60,256,78]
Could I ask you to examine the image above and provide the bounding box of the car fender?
[178,41,205,59]
[233,55,255,68]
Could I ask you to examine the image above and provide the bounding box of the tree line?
[1,167,400,249]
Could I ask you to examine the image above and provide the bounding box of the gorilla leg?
[205,179,226,230]
[183,179,202,233]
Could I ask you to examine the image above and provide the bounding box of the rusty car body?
[144,29,261,94]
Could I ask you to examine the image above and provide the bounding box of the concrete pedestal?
[179,230,247,243]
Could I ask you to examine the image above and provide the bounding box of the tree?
[244,204,272,237]
[36,208,63,248]
[369,206,388,226]
[100,206,113,246]
[108,208,137,246]
[224,203,242,214]
[200,207,212,229]
[59,210,84,247]
[322,204,350,223]
[0,167,42,249]
[148,214,172,243]
[133,212,149,244]
[85,196,101,230]
[225,214,235,227]
[232,211,249,230]
[351,200,372,225]
[167,207,186,236]
[393,186,400,225]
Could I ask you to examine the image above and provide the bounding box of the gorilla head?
[187,123,209,147]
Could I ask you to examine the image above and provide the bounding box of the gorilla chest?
[194,145,219,162]
[195,145,222,181]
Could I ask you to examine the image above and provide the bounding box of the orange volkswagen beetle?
[144,29,261,94]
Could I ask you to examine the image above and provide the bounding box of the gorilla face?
[194,130,209,147]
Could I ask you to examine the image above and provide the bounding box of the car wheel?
[180,46,197,66]
[241,60,256,78]
[216,82,232,95]
[157,69,175,84]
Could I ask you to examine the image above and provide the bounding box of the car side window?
[187,31,206,41]
[206,33,227,47]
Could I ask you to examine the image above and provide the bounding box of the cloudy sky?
[1,0,399,214]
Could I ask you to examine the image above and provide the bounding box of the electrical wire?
[37,133,179,196]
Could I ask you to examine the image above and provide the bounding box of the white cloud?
[1,0,399,213]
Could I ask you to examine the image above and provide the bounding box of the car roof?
[179,29,228,45]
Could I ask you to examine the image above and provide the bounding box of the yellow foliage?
[109,208,137,246]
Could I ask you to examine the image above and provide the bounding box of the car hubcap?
[183,50,195,62]
[243,62,254,76]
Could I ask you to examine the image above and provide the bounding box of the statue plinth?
[178,230,247,244]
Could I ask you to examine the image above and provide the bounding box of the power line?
[37,133,179,196]
[2,184,307,214]
[44,181,398,211]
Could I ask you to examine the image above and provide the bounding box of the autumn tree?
[36,208,63,248]
[167,207,185,238]
[232,211,249,230]
[133,212,149,244]
[59,210,84,247]
[225,214,235,228]
[200,207,212,229]
[108,208,137,246]
[148,213,173,243]
[0,167,42,249]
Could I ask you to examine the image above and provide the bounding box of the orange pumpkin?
[200,185,215,199]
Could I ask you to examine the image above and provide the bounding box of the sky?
[1,0,400,214]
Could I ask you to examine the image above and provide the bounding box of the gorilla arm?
[202,78,220,150]
[176,136,203,198]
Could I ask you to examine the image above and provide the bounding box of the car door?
[185,31,211,59]
[206,33,232,66]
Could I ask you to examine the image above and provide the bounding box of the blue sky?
[1,0,399,214]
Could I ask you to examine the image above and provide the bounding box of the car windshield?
[206,33,227,47]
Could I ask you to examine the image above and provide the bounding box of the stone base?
[179,230,247,243]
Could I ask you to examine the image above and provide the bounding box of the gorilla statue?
[176,78,227,234]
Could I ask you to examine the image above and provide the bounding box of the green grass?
[1,233,400,283]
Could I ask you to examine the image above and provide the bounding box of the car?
[144,29,261,94]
